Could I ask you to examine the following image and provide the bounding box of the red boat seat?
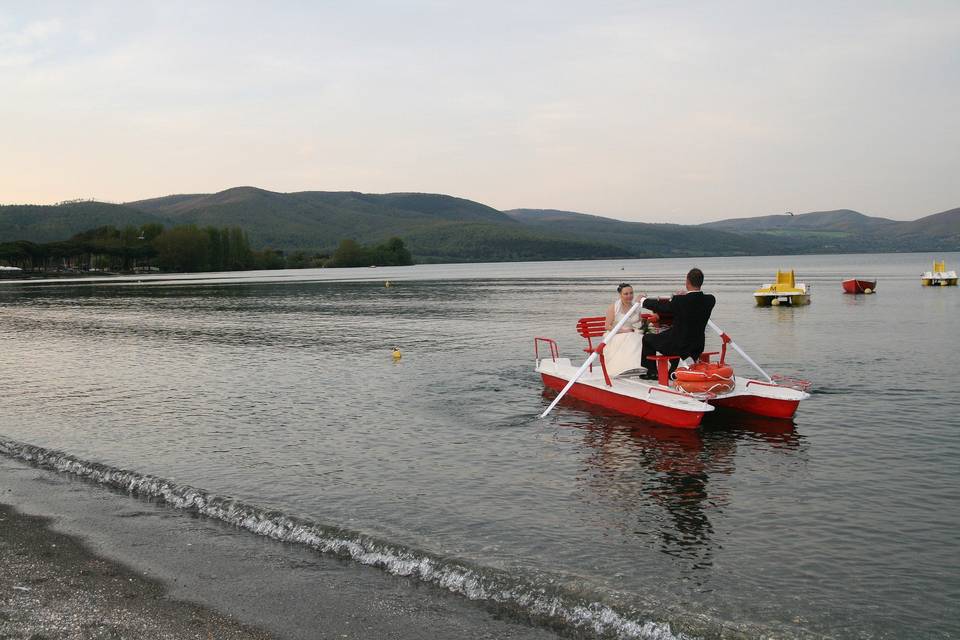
[576,317,613,386]
[647,355,682,386]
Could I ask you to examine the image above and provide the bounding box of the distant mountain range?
[700,207,960,253]
[1,187,957,262]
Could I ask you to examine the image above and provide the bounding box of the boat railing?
[647,386,689,399]
[534,337,559,364]
[748,376,811,392]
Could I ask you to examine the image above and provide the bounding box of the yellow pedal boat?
[754,269,811,306]
[921,260,957,286]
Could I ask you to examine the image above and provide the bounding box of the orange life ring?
[673,379,735,394]
[673,362,735,394]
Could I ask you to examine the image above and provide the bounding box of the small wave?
[0,437,703,640]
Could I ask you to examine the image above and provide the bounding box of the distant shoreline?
[0,270,130,280]
[2,247,958,282]
[1,250,956,290]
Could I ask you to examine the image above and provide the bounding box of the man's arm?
[642,295,676,314]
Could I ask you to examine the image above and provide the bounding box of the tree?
[254,249,285,270]
[227,227,253,270]
[326,239,369,267]
[206,227,224,271]
[325,237,413,268]
[153,226,210,272]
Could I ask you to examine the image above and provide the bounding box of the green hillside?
[403,222,631,262]
[505,209,801,257]
[700,207,960,252]
[701,209,895,233]
[128,187,514,250]
[2,188,957,263]
[883,208,960,251]
[0,202,167,244]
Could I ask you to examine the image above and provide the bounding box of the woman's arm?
[604,304,614,331]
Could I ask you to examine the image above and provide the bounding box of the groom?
[640,268,716,380]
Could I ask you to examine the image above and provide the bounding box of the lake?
[1,252,958,639]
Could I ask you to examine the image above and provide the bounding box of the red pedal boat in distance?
[534,314,809,429]
[842,278,877,294]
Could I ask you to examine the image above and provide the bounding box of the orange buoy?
[673,362,735,394]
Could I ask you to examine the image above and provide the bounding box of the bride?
[603,283,645,376]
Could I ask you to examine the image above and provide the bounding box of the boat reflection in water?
[547,391,805,574]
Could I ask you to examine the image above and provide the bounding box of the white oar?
[707,320,773,383]
[539,299,644,419]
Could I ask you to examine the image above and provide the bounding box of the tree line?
[325,237,413,267]
[0,224,413,273]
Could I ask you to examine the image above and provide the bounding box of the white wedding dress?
[603,300,645,376]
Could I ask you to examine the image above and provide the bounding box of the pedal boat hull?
[538,359,710,428]
[537,359,809,426]
[842,278,877,294]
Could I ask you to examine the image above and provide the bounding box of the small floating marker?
[771,299,781,306]
[392,347,402,361]
[385,280,392,288]
[864,288,873,294]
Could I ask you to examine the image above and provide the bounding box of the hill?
[882,208,960,251]
[701,209,895,233]
[127,187,521,252]
[0,202,167,244]
[1,189,635,263]
[700,207,960,252]
[505,209,801,257]
[2,188,957,262]
[401,222,630,262]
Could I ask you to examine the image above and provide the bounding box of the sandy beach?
[0,456,555,640]
[1,502,273,640]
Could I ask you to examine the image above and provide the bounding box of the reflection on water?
[561,396,804,577]
[585,419,723,570]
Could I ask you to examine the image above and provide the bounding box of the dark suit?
[641,291,716,375]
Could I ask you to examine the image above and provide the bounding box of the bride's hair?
[617,282,632,293]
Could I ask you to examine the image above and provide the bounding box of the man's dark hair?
[687,268,704,288]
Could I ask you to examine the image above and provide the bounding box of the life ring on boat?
[673,362,735,394]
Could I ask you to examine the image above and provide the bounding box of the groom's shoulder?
[690,291,716,306]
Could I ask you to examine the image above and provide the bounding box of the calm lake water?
[1,252,958,639]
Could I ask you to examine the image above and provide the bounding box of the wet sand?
[1,502,273,640]
[0,456,556,640]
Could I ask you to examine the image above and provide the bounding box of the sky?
[1,1,958,223]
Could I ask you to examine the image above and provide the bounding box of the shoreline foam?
[0,436,704,640]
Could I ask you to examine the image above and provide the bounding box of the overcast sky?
[1,1,957,222]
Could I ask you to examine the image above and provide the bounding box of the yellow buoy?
[864,288,873,294]
[392,347,402,361]
[385,280,392,288]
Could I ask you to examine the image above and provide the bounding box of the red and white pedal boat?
[535,313,809,429]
